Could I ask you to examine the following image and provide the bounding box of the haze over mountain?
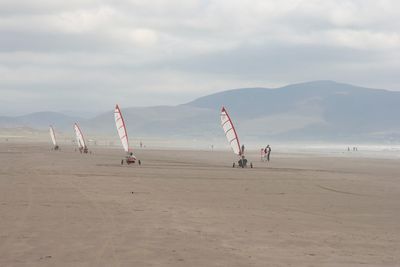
[1,81,399,143]
[0,112,82,131]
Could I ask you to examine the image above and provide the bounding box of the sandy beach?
[0,142,399,266]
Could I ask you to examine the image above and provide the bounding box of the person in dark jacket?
[265,145,271,162]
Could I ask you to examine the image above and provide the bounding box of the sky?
[1,0,399,116]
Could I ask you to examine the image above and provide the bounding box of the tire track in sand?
[0,176,33,259]
[63,177,121,266]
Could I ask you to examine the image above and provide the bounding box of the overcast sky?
[1,0,399,116]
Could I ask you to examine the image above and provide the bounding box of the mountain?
[0,112,83,131]
[1,81,400,142]
[84,105,219,138]
[184,80,400,141]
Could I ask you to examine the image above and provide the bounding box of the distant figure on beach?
[261,148,266,161]
[265,145,271,162]
[241,144,245,155]
[140,141,143,148]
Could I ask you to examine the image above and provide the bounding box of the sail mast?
[49,125,57,146]
[74,123,86,149]
[220,107,241,155]
[114,105,130,153]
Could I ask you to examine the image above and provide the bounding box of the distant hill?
[1,81,400,142]
[85,105,218,138]
[0,112,82,131]
[184,81,400,141]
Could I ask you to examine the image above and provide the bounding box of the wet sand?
[0,142,399,266]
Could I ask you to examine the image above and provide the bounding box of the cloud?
[0,0,399,115]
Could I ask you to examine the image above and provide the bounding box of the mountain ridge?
[1,81,399,142]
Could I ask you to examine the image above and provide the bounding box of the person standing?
[266,145,271,162]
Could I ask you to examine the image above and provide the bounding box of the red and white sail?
[114,104,130,153]
[74,123,86,149]
[220,106,241,155]
[49,125,57,146]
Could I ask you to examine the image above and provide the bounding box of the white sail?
[220,107,241,155]
[74,123,86,149]
[114,104,130,153]
[49,126,57,146]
